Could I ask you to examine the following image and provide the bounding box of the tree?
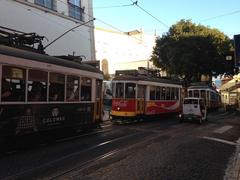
[151,19,233,83]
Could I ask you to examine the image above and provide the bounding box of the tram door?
[137,85,145,115]
[95,80,103,121]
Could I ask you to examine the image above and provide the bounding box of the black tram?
[0,44,103,140]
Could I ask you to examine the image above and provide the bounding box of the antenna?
[44,18,95,50]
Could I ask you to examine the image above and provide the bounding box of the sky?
[93,0,240,39]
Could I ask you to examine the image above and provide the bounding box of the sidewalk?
[226,138,240,180]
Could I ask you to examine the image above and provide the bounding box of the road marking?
[101,124,112,128]
[214,125,233,134]
[201,136,236,146]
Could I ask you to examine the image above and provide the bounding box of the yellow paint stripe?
[111,110,136,117]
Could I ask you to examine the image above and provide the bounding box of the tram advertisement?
[0,103,94,136]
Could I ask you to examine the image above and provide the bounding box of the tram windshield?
[115,83,124,98]
[125,83,136,99]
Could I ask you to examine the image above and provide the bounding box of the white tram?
[187,86,220,109]
[0,44,103,138]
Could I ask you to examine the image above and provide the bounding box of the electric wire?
[94,3,135,9]
[130,0,169,29]
[200,9,240,22]
[10,0,151,47]
[56,0,151,44]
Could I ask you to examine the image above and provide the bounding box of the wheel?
[179,117,184,123]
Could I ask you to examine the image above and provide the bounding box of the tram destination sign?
[234,34,240,67]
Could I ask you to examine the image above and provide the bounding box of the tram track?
[1,111,235,179]
[3,131,150,180]
[53,120,214,179]
[0,121,113,156]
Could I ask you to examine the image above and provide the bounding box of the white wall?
[95,28,156,75]
[0,0,95,60]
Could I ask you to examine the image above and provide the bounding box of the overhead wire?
[93,3,135,9]
[11,0,152,47]
[56,0,151,44]
[200,9,240,22]
[130,0,169,29]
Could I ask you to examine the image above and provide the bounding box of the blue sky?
[93,0,240,38]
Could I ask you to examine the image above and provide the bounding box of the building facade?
[0,0,95,60]
[220,74,240,110]
[94,27,157,76]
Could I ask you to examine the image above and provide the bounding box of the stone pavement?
[225,138,240,180]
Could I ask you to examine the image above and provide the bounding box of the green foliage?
[151,19,233,82]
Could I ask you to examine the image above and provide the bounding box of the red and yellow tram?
[111,72,182,122]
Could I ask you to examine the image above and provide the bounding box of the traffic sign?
[234,34,240,67]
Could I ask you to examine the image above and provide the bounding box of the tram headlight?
[117,107,120,111]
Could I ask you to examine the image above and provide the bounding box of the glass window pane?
[68,2,82,20]
[96,79,102,98]
[137,85,145,98]
[156,87,160,100]
[175,88,179,100]
[160,87,166,100]
[66,75,79,101]
[115,83,124,98]
[81,77,91,101]
[125,83,136,99]
[49,72,65,101]
[35,0,53,9]
[150,86,155,100]
[28,69,48,101]
[188,90,193,97]
[194,90,199,97]
[201,90,206,99]
[1,66,26,102]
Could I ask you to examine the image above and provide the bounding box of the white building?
[220,74,240,109]
[0,0,95,60]
[94,27,157,76]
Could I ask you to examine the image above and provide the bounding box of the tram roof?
[0,44,102,74]
[188,85,216,91]
[113,74,182,85]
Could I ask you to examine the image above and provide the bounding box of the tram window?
[193,90,199,97]
[188,90,193,97]
[1,66,26,101]
[112,83,116,97]
[156,87,160,100]
[81,77,92,101]
[150,86,156,100]
[49,72,65,101]
[125,83,136,99]
[137,85,145,98]
[28,69,47,101]
[200,90,206,99]
[115,83,124,98]
[160,87,166,100]
[96,79,102,98]
[170,88,175,100]
[166,87,170,100]
[175,88,179,100]
[66,75,79,101]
